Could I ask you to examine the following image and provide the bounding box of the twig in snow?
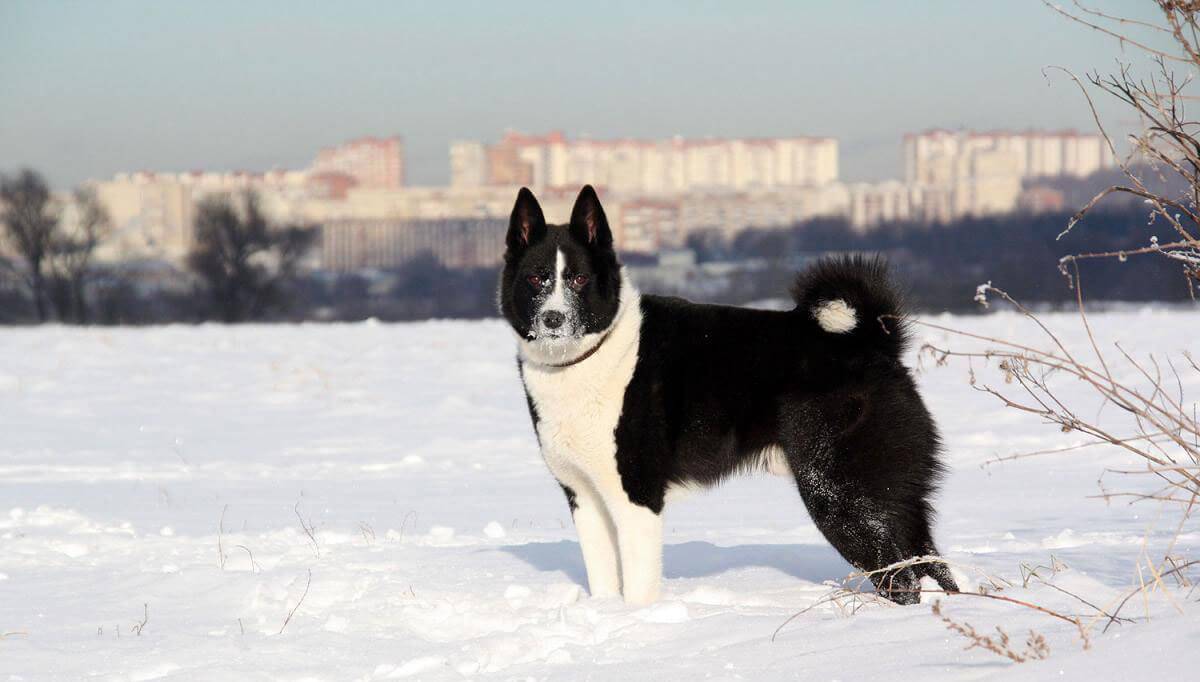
[398,510,417,544]
[218,504,229,570]
[131,603,148,636]
[235,544,261,573]
[294,502,320,559]
[278,569,312,635]
[358,521,376,546]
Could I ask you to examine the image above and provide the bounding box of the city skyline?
[76,126,1114,266]
[0,1,1166,189]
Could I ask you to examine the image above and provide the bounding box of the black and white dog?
[500,185,958,605]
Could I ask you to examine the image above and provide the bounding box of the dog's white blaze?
[527,248,584,348]
[815,298,857,333]
[542,248,569,315]
[521,271,661,603]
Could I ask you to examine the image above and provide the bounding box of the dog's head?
[499,185,623,363]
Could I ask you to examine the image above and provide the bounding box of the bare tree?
[47,187,111,324]
[0,168,59,321]
[186,192,317,322]
[1042,1,1200,291]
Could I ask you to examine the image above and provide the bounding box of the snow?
[1,309,1198,680]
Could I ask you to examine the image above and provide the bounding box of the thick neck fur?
[517,270,641,371]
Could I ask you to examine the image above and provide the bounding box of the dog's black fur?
[501,186,957,604]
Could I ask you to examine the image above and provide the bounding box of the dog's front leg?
[610,499,663,605]
[571,485,621,598]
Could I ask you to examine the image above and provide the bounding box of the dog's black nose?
[542,310,565,329]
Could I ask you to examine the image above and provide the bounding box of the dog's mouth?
[527,330,575,341]
[525,320,589,342]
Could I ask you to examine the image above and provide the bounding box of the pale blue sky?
[0,1,1164,187]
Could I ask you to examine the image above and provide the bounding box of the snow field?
[1,309,1197,679]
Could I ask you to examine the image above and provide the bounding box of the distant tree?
[684,229,727,263]
[47,187,111,324]
[393,251,446,298]
[186,192,317,322]
[0,169,59,321]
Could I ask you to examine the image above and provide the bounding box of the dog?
[499,185,958,605]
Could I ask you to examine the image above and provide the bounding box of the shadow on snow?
[495,540,856,587]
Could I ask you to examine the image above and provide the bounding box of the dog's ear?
[569,185,613,248]
[506,187,547,252]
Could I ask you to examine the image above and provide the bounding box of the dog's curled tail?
[790,255,909,359]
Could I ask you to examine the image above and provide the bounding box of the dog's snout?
[542,310,565,330]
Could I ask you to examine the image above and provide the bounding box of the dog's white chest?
[521,314,641,493]
[523,350,636,490]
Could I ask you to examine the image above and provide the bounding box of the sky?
[0,1,1169,188]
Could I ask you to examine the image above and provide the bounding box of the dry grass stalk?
[772,555,1129,645]
[932,600,1051,663]
[235,544,262,573]
[397,510,417,544]
[217,503,229,570]
[278,569,312,635]
[131,603,148,637]
[294,502,320,559]
[359,521,376,546]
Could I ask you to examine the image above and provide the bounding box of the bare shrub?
[775,6,1200,655]
[908,0,1200,643]
[1042,1,1200,289]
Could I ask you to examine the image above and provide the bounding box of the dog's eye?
[571,274,589,288]
[527,275,543,288]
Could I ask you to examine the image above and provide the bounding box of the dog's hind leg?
[788,460,923,604]
[565,483,622,598]
[908,520,960,593]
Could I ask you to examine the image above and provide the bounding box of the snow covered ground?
[1,309,1198,680]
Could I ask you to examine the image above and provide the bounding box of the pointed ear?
[569,185,612,247]
[506,187,546,252]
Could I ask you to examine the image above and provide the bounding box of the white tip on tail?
[814,299,857,333]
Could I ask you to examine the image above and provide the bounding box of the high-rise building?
[453,131,839,194]
[90,169,311,261]
[310,136,404,189]
[449,141,487,187]
[847,181,921,229]
[903,129,1115,220]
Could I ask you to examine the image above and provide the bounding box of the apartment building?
[903,129,1114,220]
[452,131,839,194]
[311,136,405,190]
[320,217,504,271]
